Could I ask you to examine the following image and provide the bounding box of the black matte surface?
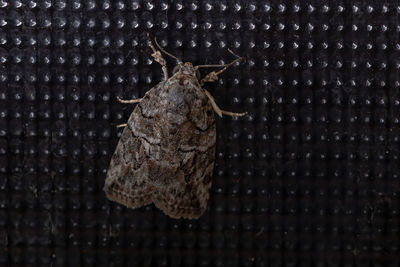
[1,0,399,266]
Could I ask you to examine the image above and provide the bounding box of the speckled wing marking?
[104,82,165,208]
[104,77,216,219]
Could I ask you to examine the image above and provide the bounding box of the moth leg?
[146,33,169,81]
[220,110,248,117]
[204,89,247,118]
[116,123,127,128]
[198,50,245,86]
[116,96,142,104]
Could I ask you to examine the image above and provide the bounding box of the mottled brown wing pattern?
[104,81,165,208]
[104,77,216,219]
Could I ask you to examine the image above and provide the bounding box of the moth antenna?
[195,56,244,70]
[227,48,242,60]
[195,49,245,70]
[154,37,182,64]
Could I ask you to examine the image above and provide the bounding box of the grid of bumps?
[0,0,399,266]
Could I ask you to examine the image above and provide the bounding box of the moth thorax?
[173,62,200,80]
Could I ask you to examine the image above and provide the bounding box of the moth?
[104,34,246,219]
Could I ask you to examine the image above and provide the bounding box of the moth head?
[173,62,201,79]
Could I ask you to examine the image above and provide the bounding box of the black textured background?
[1,0,400,266]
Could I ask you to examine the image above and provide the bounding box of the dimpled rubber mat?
[0,0,400,266]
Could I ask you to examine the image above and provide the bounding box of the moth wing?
[152,138,216,219]
[104,82,165,208]
[104,126,152,207]
[105,78,217,219]
[151,81,217,219]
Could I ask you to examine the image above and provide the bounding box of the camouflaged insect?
[104,34,246,219]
